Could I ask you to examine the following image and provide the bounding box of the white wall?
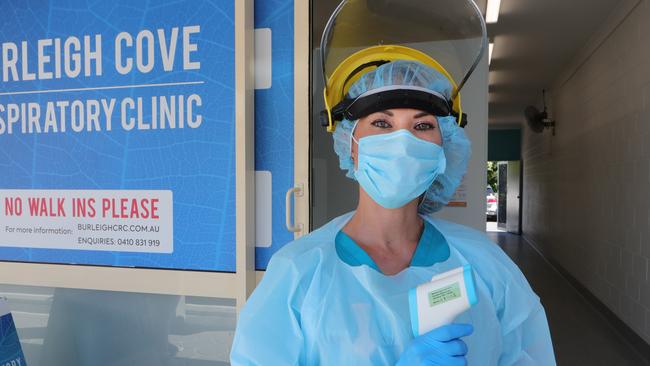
[434,54,489,231]
[521,0,650,342]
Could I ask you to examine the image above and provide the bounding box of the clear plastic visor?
[320,0,487,97]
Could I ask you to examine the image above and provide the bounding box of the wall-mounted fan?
[524,89,555,135]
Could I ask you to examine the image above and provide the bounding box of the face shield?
[319,0,487,132]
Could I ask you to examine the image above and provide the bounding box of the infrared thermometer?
[409,265,478,337]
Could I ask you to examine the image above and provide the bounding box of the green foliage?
[487,162,498,193]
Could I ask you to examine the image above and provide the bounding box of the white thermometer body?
[409,265,478,337]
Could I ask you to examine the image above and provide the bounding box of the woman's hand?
[396,323,473,366]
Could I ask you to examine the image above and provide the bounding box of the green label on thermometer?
[428,282,461,307]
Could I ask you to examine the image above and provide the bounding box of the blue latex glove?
[396,323,474,366]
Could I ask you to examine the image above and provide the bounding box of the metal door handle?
[285,184,303,233]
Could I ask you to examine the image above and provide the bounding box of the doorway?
[486,160,521,234]
[486,128,522,234]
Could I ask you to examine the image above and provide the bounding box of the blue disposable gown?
[230,212,556,365]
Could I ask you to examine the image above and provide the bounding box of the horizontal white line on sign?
[0,81,205,96]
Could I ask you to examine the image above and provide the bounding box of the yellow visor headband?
[321,45,465,133]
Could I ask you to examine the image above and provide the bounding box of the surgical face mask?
[351,127,446,209]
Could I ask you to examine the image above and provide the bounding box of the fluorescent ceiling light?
[489,43,494,65]
[486,0,501,23]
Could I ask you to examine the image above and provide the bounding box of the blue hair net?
[331,60,472,214]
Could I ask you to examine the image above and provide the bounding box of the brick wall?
[522,0,650,342]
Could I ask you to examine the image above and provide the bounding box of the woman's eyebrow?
[379,110,394,116]
[413,111,432,118]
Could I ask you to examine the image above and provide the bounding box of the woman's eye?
[415,122,435,131]
[371,120,391,128]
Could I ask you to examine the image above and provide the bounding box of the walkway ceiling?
[487,0,618,128]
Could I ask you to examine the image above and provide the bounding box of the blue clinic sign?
[0,298,27,366]
[0,1,236,271]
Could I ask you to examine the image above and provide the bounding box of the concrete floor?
[485,221,505,233]
[488,231,649,366]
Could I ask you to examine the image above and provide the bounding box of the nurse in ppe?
[231,0,555,365]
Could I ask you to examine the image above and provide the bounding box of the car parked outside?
[486,186,497,221]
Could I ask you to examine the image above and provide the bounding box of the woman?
[230,60,555,365]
